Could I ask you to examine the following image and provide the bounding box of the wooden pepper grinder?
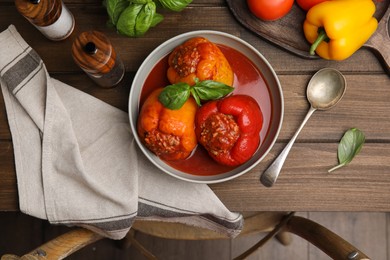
[15,0,75,41]
[71,31,125,88]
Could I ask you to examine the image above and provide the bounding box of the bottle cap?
[15,0,62,26]
[72,31,116,75]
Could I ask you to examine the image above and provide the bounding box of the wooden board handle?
[364,6,390,74]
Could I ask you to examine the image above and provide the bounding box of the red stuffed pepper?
[195,95,263,166]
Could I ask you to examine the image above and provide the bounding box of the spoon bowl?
[260,68,346,187]
[307,68,346,110]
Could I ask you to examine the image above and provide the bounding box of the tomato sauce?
[140,44,272,176]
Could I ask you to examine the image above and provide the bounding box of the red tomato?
[246,0,294,21]
[296,0,328,11]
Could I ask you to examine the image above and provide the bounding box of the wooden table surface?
[1,0,389,212]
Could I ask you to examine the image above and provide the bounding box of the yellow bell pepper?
[303,0,378,60]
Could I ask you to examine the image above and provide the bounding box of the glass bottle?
[15,0,75,41]
[71,31,125,88]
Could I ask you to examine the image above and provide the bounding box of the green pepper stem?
[310,28,329,56]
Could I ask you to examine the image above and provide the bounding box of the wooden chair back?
[1,212,370,260]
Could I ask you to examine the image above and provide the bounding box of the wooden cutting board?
[226,0,390,74]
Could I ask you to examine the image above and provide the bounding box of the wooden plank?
[2,141,390,212]
[211,142,390,212]
[0,141,18,211]
[388,213,390,260]
[1,73,389,141]
[279,73,390,142]
[0,6,385,74]
[308,212,387,260]
[0,212,43,257]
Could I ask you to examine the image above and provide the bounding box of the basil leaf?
[151,13,164,27]
[193,80,234,101]
[132,0,150,3]
[116,4,143,37]
[158,79,233,110]
[104,0,128,26]
[155,0,192,12]
[158,82,191,110]
[135,1,157,36]
[116,1,157,37]
[328,128,365,173]
[190,88,201,106]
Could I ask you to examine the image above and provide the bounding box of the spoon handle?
[260,106,317,187]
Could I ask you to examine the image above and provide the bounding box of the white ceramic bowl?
[129,30,284,183]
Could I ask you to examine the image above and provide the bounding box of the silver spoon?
[260,68,347,187]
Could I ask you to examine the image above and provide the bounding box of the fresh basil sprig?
[328,128,365,173]
[159,79,234,110]
[103,0,192,37]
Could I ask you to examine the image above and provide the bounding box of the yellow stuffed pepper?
[304,0,378,60]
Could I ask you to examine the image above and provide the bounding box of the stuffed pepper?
[195,95,263,166]
[167,37,234,87]
[138,88,198,161]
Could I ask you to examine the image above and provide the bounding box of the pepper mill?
[15,0,75,41]
[71,31,125,88]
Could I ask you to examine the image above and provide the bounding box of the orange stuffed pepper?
[167,37,234,87]
[137,88,198,161]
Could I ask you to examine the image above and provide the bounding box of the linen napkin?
[0,25,243,240]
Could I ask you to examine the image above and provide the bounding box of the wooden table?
[1,0,389,213]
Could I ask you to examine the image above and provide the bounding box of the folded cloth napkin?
[0,25,243,240]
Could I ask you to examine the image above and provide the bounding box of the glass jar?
[15,0,75,41]
[71,31,125,88]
